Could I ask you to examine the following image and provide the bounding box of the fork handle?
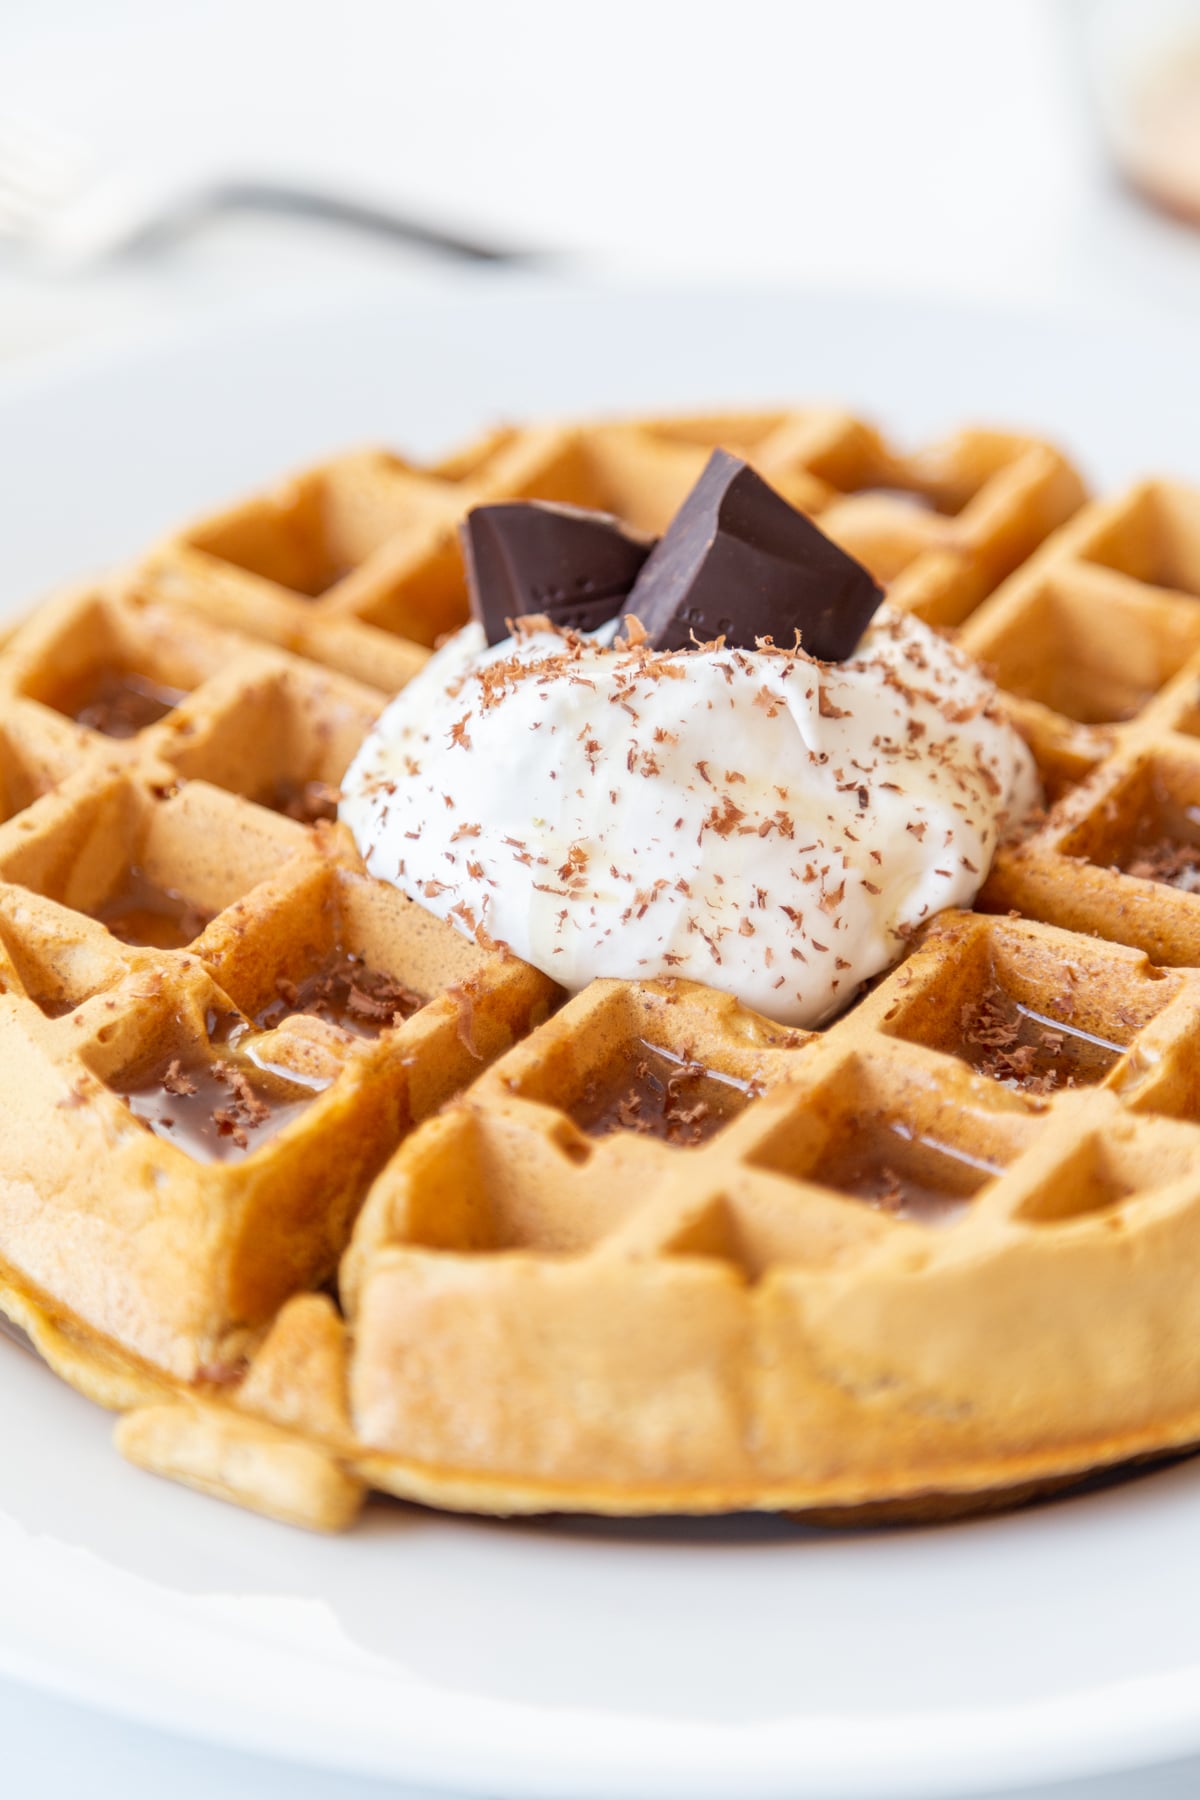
[136,177,539,265]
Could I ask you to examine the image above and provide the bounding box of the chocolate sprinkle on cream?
[340,601,1040,1028]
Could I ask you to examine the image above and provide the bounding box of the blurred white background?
[2,0,1200,365]
[4,4,1200,1797]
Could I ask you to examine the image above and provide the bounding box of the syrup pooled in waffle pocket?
[7,407,1200,1533]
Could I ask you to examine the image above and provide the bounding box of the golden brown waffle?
[0,588,555,1395]
[10,405,1179,1536]
[133,410,1086,688]
[966,481,1200,955]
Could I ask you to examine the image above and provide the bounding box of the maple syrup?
[813,1121,996,1225]
[93,867,214,950]
[119,1018,320,1163]
[263,777,341,825]
[961,987,1125,1094]
[63,667,188,738]
[571,1040,757,1146]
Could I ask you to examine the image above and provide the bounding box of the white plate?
[3,279,1200,1800]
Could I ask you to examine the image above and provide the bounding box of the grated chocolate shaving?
[260,954,424,1035]
[446,978,483,1059]
[960,986,1119,1095]
[579,1051,751,1146]
[161,1058,198,1098]
[1120,836,1200,892]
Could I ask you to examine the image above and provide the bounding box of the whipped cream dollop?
[340,612,1039,1027]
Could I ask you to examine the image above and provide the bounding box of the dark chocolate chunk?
[624,450,884,660]
[460,501,654,646]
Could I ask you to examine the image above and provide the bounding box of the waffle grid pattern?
[968,480,1200,961]
[133,409,1086,692]
[10,409,1200,1532]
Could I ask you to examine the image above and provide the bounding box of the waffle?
[18,405,1200,1535]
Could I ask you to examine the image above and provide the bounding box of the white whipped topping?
[340,611,1039,1027]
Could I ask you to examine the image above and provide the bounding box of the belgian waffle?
[16,406,1198,1534]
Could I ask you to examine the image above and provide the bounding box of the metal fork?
[0,111,532,268]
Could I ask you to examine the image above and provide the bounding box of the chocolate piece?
[624,450,884,659]
[461,501,654,645]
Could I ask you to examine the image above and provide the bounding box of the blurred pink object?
[1090,0,1200,225]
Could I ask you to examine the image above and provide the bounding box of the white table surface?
[3,3,1200,1794]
